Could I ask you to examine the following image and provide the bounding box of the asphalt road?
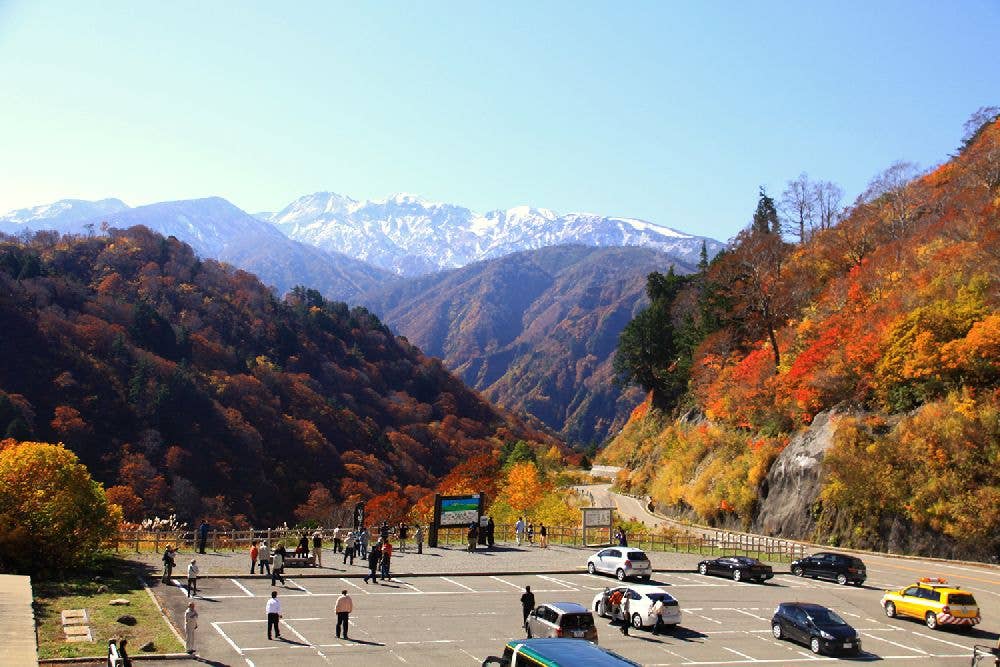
[154,553,1000,666]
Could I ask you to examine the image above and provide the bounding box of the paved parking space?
[156,567,999,666]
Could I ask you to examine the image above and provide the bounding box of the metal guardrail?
[111,525,805,561]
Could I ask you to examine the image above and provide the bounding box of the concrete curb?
[40,653,191,664]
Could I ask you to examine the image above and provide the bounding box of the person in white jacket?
[266,591,282,640]
[335,590,353,640]
[184,601,198,653]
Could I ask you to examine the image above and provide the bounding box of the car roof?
[546,601,590,613]
[616,584,671,595]
[781,602,830,612]
[505,639,641,666]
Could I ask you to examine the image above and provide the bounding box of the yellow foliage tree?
[504,462,545,513]
[0,439,121,574]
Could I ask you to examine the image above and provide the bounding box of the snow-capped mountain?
[268,192,723,276]
[0,198,127,233]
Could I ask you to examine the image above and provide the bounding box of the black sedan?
[696,556,773,583]
[771,602,862,655]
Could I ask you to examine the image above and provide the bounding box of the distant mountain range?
[363,245,688,444]
[266,192,723,276]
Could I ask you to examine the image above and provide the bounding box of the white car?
[586,547,653,581]
[592,584,682,631]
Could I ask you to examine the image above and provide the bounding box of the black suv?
[790,552,866,586]
[771,602,862,655]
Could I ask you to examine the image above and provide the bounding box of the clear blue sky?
[1,1,997,241]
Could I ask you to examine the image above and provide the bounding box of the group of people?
[513,517,549,548]
[598,586,669,636]
[465,517,495,551]
[265,588,354,641]
[159,545,201,598]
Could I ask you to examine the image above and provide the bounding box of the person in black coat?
[364,540,381,584]
[520,586,535,634]
[486,517,495,547]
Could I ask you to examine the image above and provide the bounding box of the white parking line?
[861,632,928,653]
[286,578,312,594]
[490,575,523,590]
[722,646,759,661]
[340,577,370,593]
[537,574,579,590]
[909,629,975,650]
[281,618,331,663]
[441,576,478,592]
[230,578,255,597]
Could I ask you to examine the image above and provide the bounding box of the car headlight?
[819,630,834,640]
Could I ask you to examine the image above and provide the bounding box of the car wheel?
[837,573,848,585]
[698,563,708,576]
[791,566,803,577]
[884,601,896,618]
[616,568,626,581]
[587,562,596,575]
[924,612,938,629]
[732,569,742,582]
[631,613,644,630]
[810,637,821,654]
[772,622,783,640]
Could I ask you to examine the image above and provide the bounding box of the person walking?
[333,525,343,554]
[359,527,369,559]
[197,521,209,554]
[520,585,535,635]
[186,559,199,597]
[486,517,495,547]
[379,540,392,581]
[271,548,286,586]
[539,524,548,548]
[334,590,353,640]
[183,602,198,654]
[266,591,282,640]
[619,588,631,636]
[161,545,175,583]
[250,541,259,575]
[343,531,356,565]
[650,597,666,636]
[258,541,271,575]
[527,522,534,546]
[312,530,323,567]
[364,540,381,584]
[515,517,525,546]
[415,525,423,554]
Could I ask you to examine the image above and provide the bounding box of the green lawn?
[33,556,184,659]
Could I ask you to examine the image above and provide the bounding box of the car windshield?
[808,608,847,626]
[626,551,648,561]
[735,557,760,565]
[560,613,595,630]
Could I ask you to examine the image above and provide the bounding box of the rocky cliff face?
[752,410,842,539]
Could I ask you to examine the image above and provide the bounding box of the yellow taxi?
[881,577,980,630]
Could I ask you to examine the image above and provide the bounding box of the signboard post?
[582,507,614,547]
[429,493,484,548]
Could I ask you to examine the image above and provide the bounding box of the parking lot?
[157,553,1000,666]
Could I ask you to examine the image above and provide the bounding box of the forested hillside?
[363,245,691,445]
[0,226,555,527]
[601,113,1000,559]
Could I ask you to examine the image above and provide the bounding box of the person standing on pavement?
[250,541,259,574]
[650,597,666,635]
[161,545,175,583]
[487,517,495,547]
[515,517,525,546]
[258,541,271,575]
[335,589,353,639]
[186,559,199,597]
[398,523,408,552]
[619,588,631,636]
[520,585,535,633]
[197,521,209,554]
[415,524,423,554]
[184,602,198,654]
[527,522,534,546]
[467,522,478,552]
[312,530,323,567]
[359,527,369,559]
[364,540,381,584]
[266,591,282,640]
[343,531,356,565]
[379,540,393,580]
[539,524,548,548]
[333,525,343,553]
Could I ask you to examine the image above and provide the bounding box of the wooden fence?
[113,525,804,562]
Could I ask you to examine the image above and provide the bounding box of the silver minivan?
[525,602,599,643]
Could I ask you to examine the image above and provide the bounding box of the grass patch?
[33,556,183,659]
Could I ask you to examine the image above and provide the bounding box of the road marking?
[537,574,579,589]
[211,620,245,655]
[286,578,312,594]
[441,576,478,592]
[490,575,523,590]
[877,560,1000,586]
[395,639,459,644]
[215,617,322,624]
[457,647,481,663]
[728,608,771,622]
[861,632,928,653]
[340,577,370,593]
[392,578,422,592]
[230,578,255,597]
[908,629,975,649]
[688,611,723,625]
[281,618,331,663]
[722,646,758,661]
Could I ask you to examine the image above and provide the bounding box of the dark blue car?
[771,602,862,655]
